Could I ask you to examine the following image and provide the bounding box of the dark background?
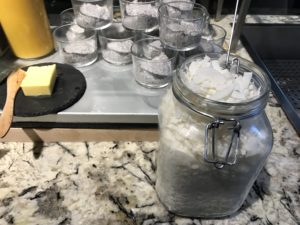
[217,0,300,15]
[45,0,300,15]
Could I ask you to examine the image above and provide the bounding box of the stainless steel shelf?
[1,52,167,124]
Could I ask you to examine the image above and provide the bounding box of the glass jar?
[0,0,54,59]
[156,53,273,218]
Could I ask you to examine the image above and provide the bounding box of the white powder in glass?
[107,40,133,54]
[168,21,202,36]
[136,69,171,86]
[64,39,97,54]
[66,24,86,41]
[76,3,111,28]
[140,52,172,76]
[126,2,158,18]
[80,3,110,20]
[102,40,133,64]
[70,24,85,33]
[102,50,131,64]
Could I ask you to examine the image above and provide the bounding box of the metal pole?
[226,0,240,66]
[215,0,224,21]
[230,0,252,52]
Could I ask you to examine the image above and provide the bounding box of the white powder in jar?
[159,55,263,156]
[184,55,260,102]
[156,55,270,217]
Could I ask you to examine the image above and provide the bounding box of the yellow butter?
[21,64,57,96]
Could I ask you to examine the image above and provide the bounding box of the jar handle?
[204,119,241,169]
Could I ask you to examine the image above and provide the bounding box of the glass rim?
[158,2,208,22]
[53,24,96,43]
[210,24,227,38]
[98,22,135,41]
[77,5,112,19]
[131,37,177,63]
[59,7,74,16]
[72,0,102,2]
[142,29,160,38]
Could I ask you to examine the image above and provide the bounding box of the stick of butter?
[21,64,57,96]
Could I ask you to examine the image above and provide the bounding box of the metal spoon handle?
[225,0,240,67]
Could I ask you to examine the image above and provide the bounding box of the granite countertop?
[0,15,300,225]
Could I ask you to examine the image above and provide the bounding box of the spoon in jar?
[225,0,240,69]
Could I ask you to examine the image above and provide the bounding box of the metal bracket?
[204,119,241,169]
[231,57,240,74]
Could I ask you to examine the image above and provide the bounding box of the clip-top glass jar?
[156,53,273,218]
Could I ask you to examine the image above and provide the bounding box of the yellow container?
[0,23,9,57]
[0,0,54,59]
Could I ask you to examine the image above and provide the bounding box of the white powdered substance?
[76,3,111,28]
[143,40,162,59]
[64,39,97,54]
[107,40,133,53]
[70,24,85,33]
[168,20,202,36]
[102,40,133,64]
[102,50,132,65]
[126,1,158,18]
[80,3,110,20]
[184,56,260,102]
[66,24,85,41]
[140,52,172,76]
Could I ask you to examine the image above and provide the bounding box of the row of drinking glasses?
[62,0,210,50]
[53,21,176,88]
[53,1,226,89]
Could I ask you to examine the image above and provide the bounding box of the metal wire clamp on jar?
[155,53,273,218]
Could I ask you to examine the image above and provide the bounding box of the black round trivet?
[0,63,86,117]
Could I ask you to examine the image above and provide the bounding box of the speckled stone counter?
[0,15,300,225]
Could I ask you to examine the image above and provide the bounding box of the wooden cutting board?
[0,63,86,117]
